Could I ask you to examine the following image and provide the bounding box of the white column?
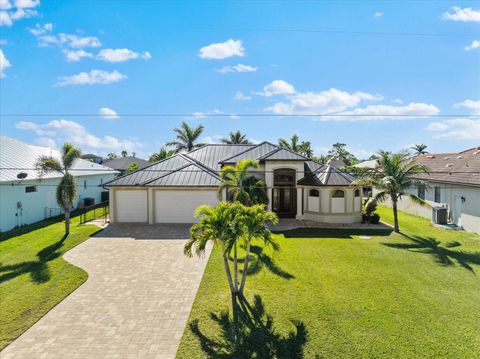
[296,187,303,220]
[109,188,115,223]
[147,188,154,224]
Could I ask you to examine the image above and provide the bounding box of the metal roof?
[144,163,220,187]
[220,142,278,164]
[186,144,254,170]
[298,162,356,186]
[0,136,117,183]
[102,156,151,171]
[258,147,308,161]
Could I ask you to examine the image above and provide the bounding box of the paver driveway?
[1,224,211,359]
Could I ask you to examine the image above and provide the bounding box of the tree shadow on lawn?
[233,245,295,280]
[0,234,68,284]
[383,235,480,273]
[279,228,393,239]
[189,294,308,358]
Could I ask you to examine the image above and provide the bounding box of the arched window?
[354,189,361,197]
[331,190,345,198]
[309,189,319,197]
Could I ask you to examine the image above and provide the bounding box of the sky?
[0,0,479,160]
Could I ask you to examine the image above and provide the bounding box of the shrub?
[370,213,381,224]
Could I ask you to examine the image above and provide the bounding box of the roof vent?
[445,163,453,168]
[426,155,435,159]
[444,157,451,160]
[457,156,462,159]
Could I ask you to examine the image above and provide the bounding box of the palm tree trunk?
[233,242,239,293]
[65,205,70,235]
[221,244,236,295]
[239,239,251,295]
[392,199,399,233]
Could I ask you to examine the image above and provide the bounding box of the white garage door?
[154,190,218,223]
[115,190,148,223]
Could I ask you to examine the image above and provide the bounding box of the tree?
[221,130,251,144]
[327,142,357,166]
[219,159,267,206]
[121,150,128,157]
[35,143,82,236]
[149,146,174,162]
[411,144,428,155]
[278,134,313,158]
[354,150,429,233]
[106,153,118,160]
[185,202,278,297]
[312,155,328,165]
[125,163,139,173]
[166,122,205,153]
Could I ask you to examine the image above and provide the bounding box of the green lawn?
[0,216,101,350]
[176,206,480,358]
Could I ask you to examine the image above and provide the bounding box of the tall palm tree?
[166,122,205,153]
[121,150,128,157]
[148,146,174,162]
[354,150,429,233]
[186,202,246,296]
[411,144,428,155]
[219,159,267,206]
[278,134,312,158]
[221,130,251,144]
[238,205,278,295]
[35,143,82,236]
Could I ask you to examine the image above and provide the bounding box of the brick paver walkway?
[1,224,210,359]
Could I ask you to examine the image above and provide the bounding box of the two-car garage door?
[114,189,218,223]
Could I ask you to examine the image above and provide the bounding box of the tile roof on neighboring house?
[413,147,480,187]
[0,136,116,183]
[105,142,353,188]
[102,156,151,171]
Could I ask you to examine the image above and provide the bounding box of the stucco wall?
[0,173,115,232]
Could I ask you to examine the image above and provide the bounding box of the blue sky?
[1,0,479,159]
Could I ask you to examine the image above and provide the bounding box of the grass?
[176,206,480,358]
[0,214,101,350]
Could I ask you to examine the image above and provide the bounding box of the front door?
[272,168,296,218]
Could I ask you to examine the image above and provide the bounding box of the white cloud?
[465,40,480,51]
[455,99,480,115]
[34,137,56,148]
[442,7,480,22]
[428,118,480,140]
[217,64,257,74]
[63,49,93,62]
[265,88,381,115]
[258,80,296,97]
[234,91,251,101]
[0,48,11,77]
[198,39,244,60]
[30,24,102,49]
[97,48,152,63]
[0,0,38,26]
[98,107,119,119]
[201,135,223,144]
[57,70,127,86]
[373,12,383,18]
[16,119,143,153]
[28,22,52,36]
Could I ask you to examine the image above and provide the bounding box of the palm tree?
[354,150,429,233]
[219,159,267,206]
[238,205,278,295]
[35,143,82,236]
[221,130,251,144]
[166,122,205,153]
[148,146,174,162]
[186,202,246,296]
[411,144,428,155]
[278,134,313,158]
[121,150,128,157]
[299,141,313,158]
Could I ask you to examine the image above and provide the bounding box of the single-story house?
[0,136,117,232]
[102,155,151,175]
[105,142,362,224]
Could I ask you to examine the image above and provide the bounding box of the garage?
[115,190,148,223]
[154,190,218,223]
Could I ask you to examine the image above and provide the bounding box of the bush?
[369,213,381,224]
[364,199,378,216]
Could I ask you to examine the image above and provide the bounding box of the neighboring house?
[105,142,362,224]
[102,156,151,175]
[81,153,103,164]
[0,136,117,232]
[358,148,480,234]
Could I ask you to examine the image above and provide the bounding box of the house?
[81,153,103,164]
[102,155,151,175]
[0,136,117,232]
[105,142,362,224]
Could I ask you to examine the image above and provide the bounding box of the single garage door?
[154,190,218,223]
[115,190,148,223]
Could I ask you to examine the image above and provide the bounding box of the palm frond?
[35,156,63,176]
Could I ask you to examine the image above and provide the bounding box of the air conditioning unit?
[432,206,448,225]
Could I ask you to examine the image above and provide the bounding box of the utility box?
[432,206,448,225]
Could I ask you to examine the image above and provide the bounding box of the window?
[434,186,441,203]
[331,190,345,198]
[25,186,37,193]
[418,185,426,200]
[354,189,361,197]
[84,180,87,189]
[309,189,319,197]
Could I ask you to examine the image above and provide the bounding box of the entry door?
[453,196,462,227]
[272,188,295,218]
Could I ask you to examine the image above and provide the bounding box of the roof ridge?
[180,154,220,179]
[257,147,282,160]
[140,162,193,185]
[219,141,275,163]
[270,146,310,160]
